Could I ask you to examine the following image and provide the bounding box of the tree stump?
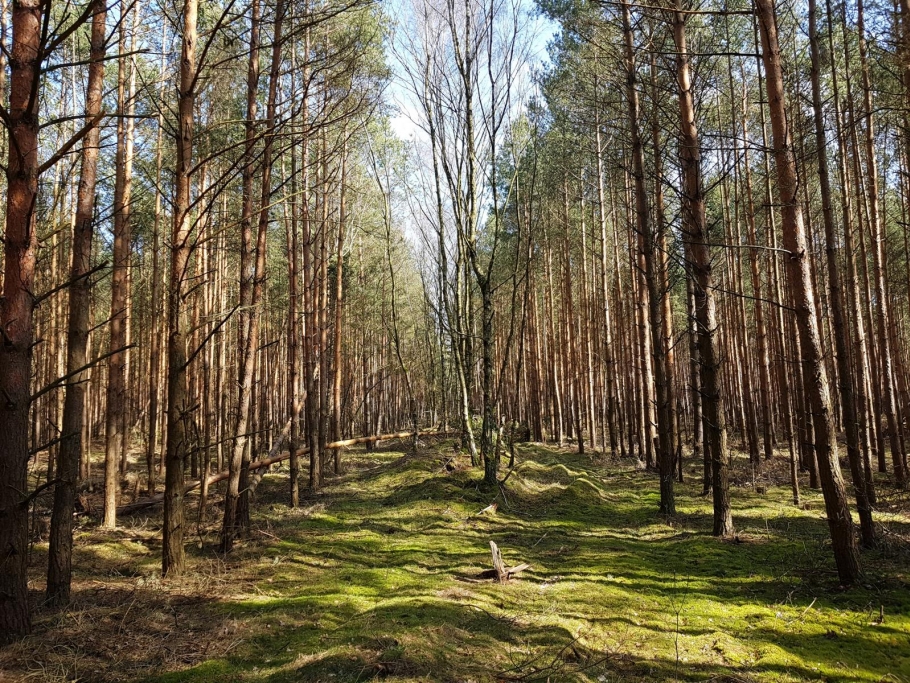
[489,541,530,583]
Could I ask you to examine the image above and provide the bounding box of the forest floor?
[4,440,910,683]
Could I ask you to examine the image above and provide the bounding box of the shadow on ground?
[7,441,910,682]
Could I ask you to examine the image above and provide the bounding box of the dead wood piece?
[476,503,497,517]
[489,541,530,583]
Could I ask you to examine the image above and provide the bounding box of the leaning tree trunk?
[756,0,861,584]
[808,0,875,548]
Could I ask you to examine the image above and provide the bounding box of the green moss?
[141,444,910,683]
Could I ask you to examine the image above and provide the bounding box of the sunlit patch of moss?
[131,442,910,683]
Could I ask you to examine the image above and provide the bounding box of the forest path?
[7,442,910,682]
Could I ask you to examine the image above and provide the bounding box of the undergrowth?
[4,441,909,682]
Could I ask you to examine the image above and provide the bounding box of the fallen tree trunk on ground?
[244,429,452,496]
[117,428,450,516]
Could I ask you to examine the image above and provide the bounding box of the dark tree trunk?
[0,0,42,640]
[673,7,732,536]
[46,0,108,606]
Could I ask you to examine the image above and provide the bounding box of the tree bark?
[858,0,905,487]
[756,0,860,583]
[46,0,108,606]
[808,0,875,548]
[0,0,43,640]
[672,7,731,536]
[163,0,198,577]
[103,3,135,528]
[222,0,260,549]
[622,0,674,513]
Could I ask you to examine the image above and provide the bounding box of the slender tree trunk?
[332,144,348,473]
[673,8,731,536]
[756,0,860,583]
[740,106,774,462]
[286,98,301,508]
[46,0,108,606]
[595,122,619,458]
[858,0,905,487]
[222,0,260,549]
[103,4,135,528]
[163,0,198,577]
[237,0,284,531]
[146,25,167,497]
[808,0,874,548]
[621,0,674,513]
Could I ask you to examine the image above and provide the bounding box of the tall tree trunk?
[621,0,674,513]
[0,0,43,639]
[672,7,732,536]
[858,0,905,487]
[808,0,875,548]
[46,0,108,606]
[332,144,348,473]
[756,0,860,583]
[237,0,284,531]
[222,0,260,549]
[595,121,619,459]
[740,100,774,462]
[286,80,301,507]
[146,24,167,497]
[103,4,135,528]
[163,0,198,577]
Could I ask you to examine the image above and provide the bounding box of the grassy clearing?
[5,441,910,682]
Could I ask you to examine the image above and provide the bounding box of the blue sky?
[384,0,558,140]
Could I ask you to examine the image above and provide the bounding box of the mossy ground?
[5,441,910,682]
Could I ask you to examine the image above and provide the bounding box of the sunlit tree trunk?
[222,0,260,549]
[756,0,860,583]
[621,0,674,512]
[163,0,198,576]
[103,3,137,528]
[332,144,348,472]
[146,24,168,497]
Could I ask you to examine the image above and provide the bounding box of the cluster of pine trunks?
[2,0,910,643]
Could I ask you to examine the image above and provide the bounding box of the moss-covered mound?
[9,442,910,682]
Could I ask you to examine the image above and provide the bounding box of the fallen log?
[328,430,423,448]
[116,427,449,516]
[245,429,437,497]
